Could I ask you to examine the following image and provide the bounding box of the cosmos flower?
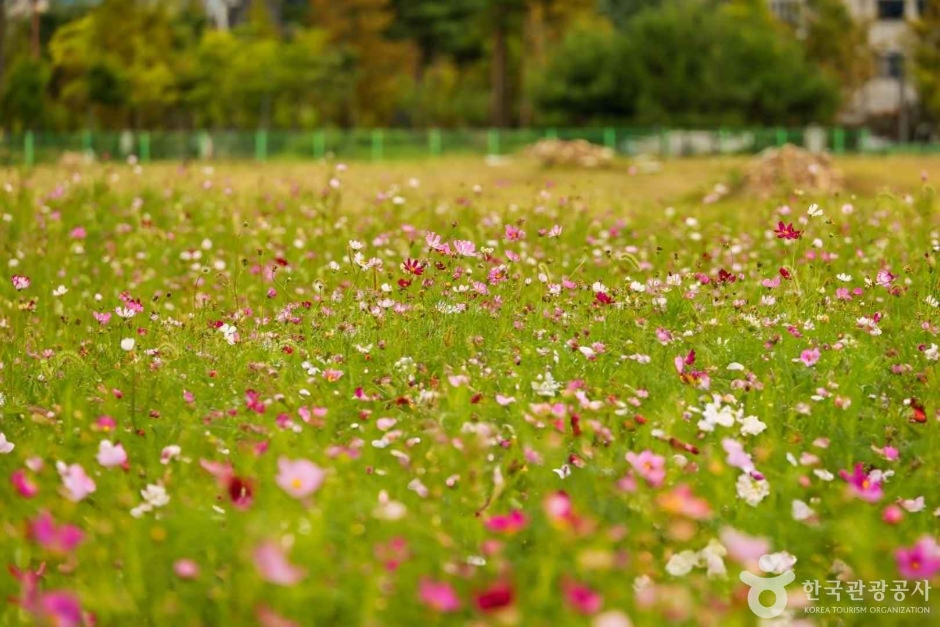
[895,537,940,579]
[11,274,31,290]
[56,462,96,502]
[774,221,802,240]
[839,463,884,503]
[485,510,528,534]
[29,511,85,554]
[253,541,306,586]
[419,579,461,612]
[625,450,666,488]
[96,440,127,468]
[275,457,325,499]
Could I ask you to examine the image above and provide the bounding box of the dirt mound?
[742,144,842,197]
[527,139,614,168]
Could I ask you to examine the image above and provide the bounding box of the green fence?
[0,127,929,167]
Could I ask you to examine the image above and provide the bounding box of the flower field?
[1,157,939,626]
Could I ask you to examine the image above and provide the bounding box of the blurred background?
[1,0,939,160]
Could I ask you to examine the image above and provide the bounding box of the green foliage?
[0,0,867,129]
[534,1,841,127]
[912,0,940,122]
[1,57,51,131]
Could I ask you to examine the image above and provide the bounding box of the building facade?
[770,0,922,128]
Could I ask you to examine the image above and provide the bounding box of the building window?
[880,52,905,79]
[877,0,906,19]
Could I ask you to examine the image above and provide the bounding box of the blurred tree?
[912,0,940,121]
[387,0,482,84]
[535,0,839,126]
[1,56,50,129]
[309,0,413,126]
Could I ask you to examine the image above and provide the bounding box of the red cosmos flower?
[779,267,792,280]
[910,398,927,424]
[774,221,802,240]
[595,292,613,305]
[227,476,255,510]
[401,258,426,276]
[475,581,514,612]
[716,268,737,284]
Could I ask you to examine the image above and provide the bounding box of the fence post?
[488,128,500,156]
[428,128,442,157]
[832,127,845,155]
[775,127,787,147]
[659,127,669,158]
[255,129,267,162]
[546,128,557,140]
[858,128,870,154]
[371,129,383,161]
[313,130,325,159]
[82,129,92,154]
[24,131,35,168]
[603,127,616,152]
[140,132,151,163]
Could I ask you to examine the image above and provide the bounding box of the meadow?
[1,154,939,626]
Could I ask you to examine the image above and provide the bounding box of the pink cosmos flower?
[11,274,31,290]
[625,450,666,488]
[253,541,306,586]
[799,347,820,367]
[562,580,603,614]
[419,579,461,612]
[29,511,84,554]
[485,510,528,534]
[96,440,127,468]
[720,527,770,565]
[839,463,883,502]
[12,469,39,498]
[33,591,84,627]
[452,240,477,257]
[876,269,897,287]
[275,457,325,499]
[174,559,200,579]
[257,606,299,627]
[56,462,96,502]
[895,536,940,579]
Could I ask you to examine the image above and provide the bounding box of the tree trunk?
[30,0,40,59]
[0,0,7,95]
[490,9,508,127]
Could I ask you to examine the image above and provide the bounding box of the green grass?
[1,156,939,626]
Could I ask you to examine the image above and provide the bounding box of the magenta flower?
[11,469,39,498]
[34,591,84,627]
[275,457,325,499]
[485,509,528,534]
[625,450,666,488]
[253,540,306,586]
[838,463,883,502]
[799,347,820,367]
[895,536,940,579]
[29,511,84,554]
[562,580,603,614]
[56,462,96,502]
[419,579,461,612]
